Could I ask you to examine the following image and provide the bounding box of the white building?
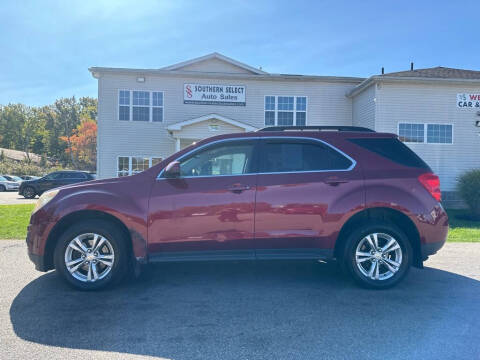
[89,53,480,207]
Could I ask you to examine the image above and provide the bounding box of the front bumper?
[28,250,48,271]
[26,214,56,272]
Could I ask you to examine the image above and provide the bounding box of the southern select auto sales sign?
[457,93,480,108]
[184,84,246,106]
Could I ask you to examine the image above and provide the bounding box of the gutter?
[347,75,480,98]
[88,67,365,84]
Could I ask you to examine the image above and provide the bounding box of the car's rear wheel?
[54,220,129,290]
[23,186,36,199]
[342,222,412,289]
[0,185,5,192]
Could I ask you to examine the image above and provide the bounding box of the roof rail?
[257,126,375,132]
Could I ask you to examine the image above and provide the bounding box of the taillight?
[418,173,441,202]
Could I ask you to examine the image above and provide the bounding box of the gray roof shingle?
[382,66,480,80]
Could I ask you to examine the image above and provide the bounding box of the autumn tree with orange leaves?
[60,117,97,171]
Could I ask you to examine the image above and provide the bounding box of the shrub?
[457,169,480,218]
[0,159,64,177]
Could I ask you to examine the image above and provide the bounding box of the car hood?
[56,176,132,192]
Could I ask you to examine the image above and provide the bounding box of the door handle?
[227,184,251,193]
[323,177,349,186]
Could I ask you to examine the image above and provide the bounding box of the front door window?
[179,141,255,177]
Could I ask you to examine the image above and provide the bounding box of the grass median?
[0,204,478,242]
[0,204,35,240]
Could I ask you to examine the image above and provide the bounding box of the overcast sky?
[1,0,479,106]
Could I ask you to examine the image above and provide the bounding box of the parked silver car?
[0,175,20,191]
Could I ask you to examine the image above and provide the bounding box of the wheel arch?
[334,207,422,268]
[43,210,133,271]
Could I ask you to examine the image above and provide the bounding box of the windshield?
[10,176,22,181]
[0,176,6,181]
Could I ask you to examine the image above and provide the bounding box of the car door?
[148,138,259,259]
[38,172,62,192]
[254,137,363,259]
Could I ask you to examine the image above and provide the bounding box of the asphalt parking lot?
[0,191,37,205]
[1,241,479,360]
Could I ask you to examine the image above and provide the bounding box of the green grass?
[446,209,480,242]
[0,204,35,240]
[0,204,479,242]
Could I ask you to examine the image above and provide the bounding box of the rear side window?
[60,172,88,179]
[349,138,431,169]
[260,139,353,173]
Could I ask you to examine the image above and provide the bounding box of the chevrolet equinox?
[26,126,448,290]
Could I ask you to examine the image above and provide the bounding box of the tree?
[60,118,97,171]
[0,96,97,168]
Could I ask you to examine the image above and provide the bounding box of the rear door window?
[259,139,353,173]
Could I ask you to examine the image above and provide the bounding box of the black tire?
[342,221,412,289]
[0,185,5,192]
[54,219,130,290]
[23,186,36,199]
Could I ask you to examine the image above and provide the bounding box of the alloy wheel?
[64,233,115,282]
[24,187,35,198]
[355,232,403,281]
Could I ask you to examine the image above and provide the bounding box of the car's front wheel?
[342,222,412,289]
[0,185,5,192]
[54,220,129,290]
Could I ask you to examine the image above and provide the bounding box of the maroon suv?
[26,126,448,290]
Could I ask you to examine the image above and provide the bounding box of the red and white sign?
[457,93,480,108]
[184,84,246,106]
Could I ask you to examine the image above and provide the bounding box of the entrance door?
[254,137,363,258]
[148,138,259,259]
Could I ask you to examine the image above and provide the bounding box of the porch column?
[175,137,181,152]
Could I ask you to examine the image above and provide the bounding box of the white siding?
[96,73,358,178]
[352,84,376,130]
[176,58,255,74]
[375,81,480,191]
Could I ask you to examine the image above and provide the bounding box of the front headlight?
[33,189,59,213]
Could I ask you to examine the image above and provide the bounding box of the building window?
[119,90,164,122]
[152,92,163,122]
[398,123,453,144]
[264,96,307,126]
[117,157,130,176]
[132,91,149,121]
[117,156,163,177]
[296,97,306,126]
[398,123,425,143]
[427,124,453,144]
[119,91,130,121]
[265,96,275,126]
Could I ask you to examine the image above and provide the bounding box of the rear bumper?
[420,240,445,261]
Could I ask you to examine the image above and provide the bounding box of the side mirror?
[163,161,181,178]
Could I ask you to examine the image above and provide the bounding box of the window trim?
[264,95,308,126]
[117,155,164,177]
[118,90,164,123]
[157,136,356,179]
[397,122,454,145]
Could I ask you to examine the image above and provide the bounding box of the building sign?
[457,93,480,108]
[184,84,246,106]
